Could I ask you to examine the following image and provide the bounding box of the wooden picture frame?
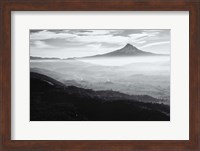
[0,0,199,150]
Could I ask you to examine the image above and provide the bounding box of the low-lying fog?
[30,56,170,103]
[79,56,170,66]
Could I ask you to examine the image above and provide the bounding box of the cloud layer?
[30,29,170,58]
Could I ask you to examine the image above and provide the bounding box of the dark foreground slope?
[30,72,170,121]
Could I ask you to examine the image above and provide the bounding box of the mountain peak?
[125,43,134,47]
[122,43,139,50]
[126,43,132,46]
[117,43,142,54]
[82,43,159,58]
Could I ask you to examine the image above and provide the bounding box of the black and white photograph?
[30,29,170,121]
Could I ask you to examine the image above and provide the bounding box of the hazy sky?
[30,29,170,58]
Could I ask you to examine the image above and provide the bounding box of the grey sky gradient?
[30,29,170,58]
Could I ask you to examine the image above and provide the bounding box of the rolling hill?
[30,72,170,121]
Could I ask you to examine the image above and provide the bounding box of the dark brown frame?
[0,0,200,151]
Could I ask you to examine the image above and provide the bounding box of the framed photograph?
[0,0,199,150]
